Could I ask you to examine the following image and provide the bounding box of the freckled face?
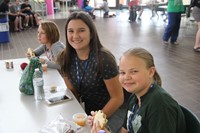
[67,19,91,51]
[119,55,154,96]
[37,25,49,45]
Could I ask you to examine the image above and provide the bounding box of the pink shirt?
[128,0,139,7]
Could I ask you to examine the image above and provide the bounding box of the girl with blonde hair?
[90,48,186,133]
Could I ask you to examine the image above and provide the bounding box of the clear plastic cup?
[72,113,87,127]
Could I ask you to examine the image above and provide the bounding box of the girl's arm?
[102,75,124,118]
[120,127,128,133]
[47,42,65,69]
[33,44,46,56]
[63,76,79,101]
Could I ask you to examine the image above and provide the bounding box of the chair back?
[180,105,200,133]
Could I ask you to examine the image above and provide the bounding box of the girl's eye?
[79,29,85,32]
[119,71,125,75]
[67,30,73,33]
[130,70,138,74]
[38,32,46,35]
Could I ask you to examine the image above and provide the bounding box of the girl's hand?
[40,58,46,64]
[91,122,111,133]
[91,121,100,133]
[89,111,111,133]
[88,111,96,127]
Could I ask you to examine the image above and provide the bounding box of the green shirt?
[123,84,187,133]
[167,0,185,12]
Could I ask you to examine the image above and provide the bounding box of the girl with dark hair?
[57,11,125,133]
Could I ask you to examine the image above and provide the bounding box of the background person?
[82,0,95,19]
[14,0,29,28]
[192,0,200,52]
[100,0,116,18]
[9,3,24,31]
[128,0,143,21]
[162,0,185,45]
[21,0,40,27]
[57,11,125,133]
[89,48,187,133]
[26,21,65,69]
[0,0,23,32]
[119,0,124,10]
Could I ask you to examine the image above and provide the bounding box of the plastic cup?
[72,113,87,127]
[42,64,47,71]
[5,61,9,69]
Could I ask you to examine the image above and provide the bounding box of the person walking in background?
[26,21,65,69]
[57,12,125,133]
[128,0,143,21]
[162,0,185,45]
[89,48,187,133]
[192,0,200,52]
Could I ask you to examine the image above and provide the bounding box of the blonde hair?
[40,21,60,45]
[122,48,162,86]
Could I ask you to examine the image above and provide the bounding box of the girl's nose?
[73,32,79,38]
[124,73,131,80]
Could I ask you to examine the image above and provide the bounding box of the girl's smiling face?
[67,19,91,52]
[119,55,155,97]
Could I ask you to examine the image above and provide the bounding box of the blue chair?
[180,105,200,133]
